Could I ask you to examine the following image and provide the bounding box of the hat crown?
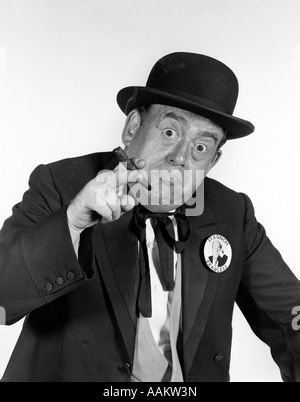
[146,52,239,115]
[116,51,255,139]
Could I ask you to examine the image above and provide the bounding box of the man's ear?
[122,109,142,148]
[207,149,222,174]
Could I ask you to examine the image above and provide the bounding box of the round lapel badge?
[204,234,232,273]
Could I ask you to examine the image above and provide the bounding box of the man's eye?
[195,144,207,153]
[164,129,177,138]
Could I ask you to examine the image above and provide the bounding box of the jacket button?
[66,271,75,281]
[214,354,224,362]
[119,362,131,375]
[282,373,291,382]
[56,277,64,286]
[44,282,53,292]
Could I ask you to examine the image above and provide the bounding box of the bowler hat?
[117,52,255,139]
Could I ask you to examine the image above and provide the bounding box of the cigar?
[112,147,151,191]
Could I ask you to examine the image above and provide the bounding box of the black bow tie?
[133,204,191,317]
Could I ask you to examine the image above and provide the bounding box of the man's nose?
[167,142,189,168]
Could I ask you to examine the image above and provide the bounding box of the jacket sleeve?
[0,164,94,325]
[236,193,300,382]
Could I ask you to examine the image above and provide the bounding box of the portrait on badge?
[204,235,232,274]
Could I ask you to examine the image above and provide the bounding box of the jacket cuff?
[21,206,88,302]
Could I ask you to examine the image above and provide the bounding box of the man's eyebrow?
[158,112,188,125]
[199,132,220,144]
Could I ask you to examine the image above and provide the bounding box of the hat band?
[156,88,232,115]
[124,86,232,116]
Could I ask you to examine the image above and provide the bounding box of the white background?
[0,0,300,382]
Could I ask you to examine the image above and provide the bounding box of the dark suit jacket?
[0,152,300,382]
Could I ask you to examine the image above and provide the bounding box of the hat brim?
[117,86,255,140]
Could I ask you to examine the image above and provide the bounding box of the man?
[0,52,300,382]
[208,241,228,268]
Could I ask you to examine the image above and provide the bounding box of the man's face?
[124,104,224,212]
[212,241,221,259]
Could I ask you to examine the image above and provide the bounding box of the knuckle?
[128,169,147,182]
[96,187,120,211]
[95,192,108,207]
[99,206,112,221]
[120,195,135,210]
[96,170,116,185]
[109,197,121,213]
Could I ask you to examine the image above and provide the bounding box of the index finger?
[113,162,148,189]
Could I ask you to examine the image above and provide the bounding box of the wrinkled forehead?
[149,104,225,135]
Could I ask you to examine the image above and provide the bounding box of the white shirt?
[68,216,179,358]
[144,217,178,358]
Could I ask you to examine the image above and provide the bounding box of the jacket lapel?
[93,210,139,364]
[182,203,223,376]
